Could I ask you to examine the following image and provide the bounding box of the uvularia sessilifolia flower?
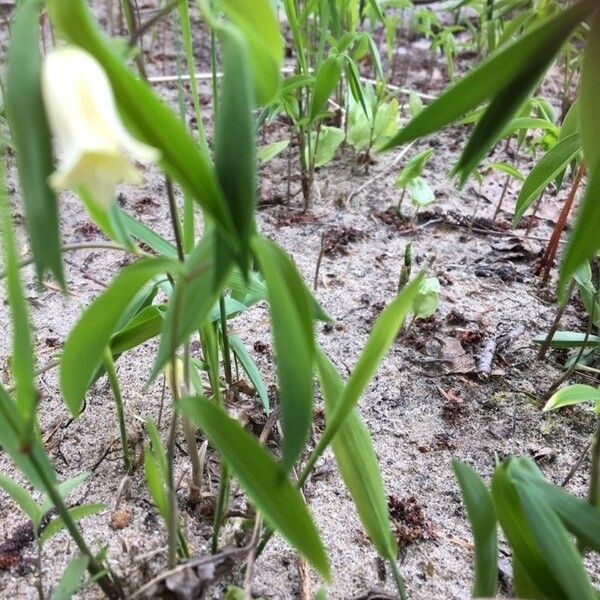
[41,46,159,207]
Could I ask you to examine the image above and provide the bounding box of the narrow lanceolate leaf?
[178,397,330,580]
[515,479,596,599]
[61,258,176,416]
[215,28,256,268]
[50,555,89,600]
[513,133,581,225]
[0,158,36,434]
[45,0,236,244]
[252,236,316,472]
[543,384,600,412]
[560,159,600,292]
[454,70,548,184]
[310,55,342,122]
[40,503,106,544]
[5,0,64,287]
[152,233,229,379]
[522,469,600,552]
[220,0,283,105]
[229,335,270,413]
[0,383,56,491]
[316,350,397,561]
[491,461,558,599]
[380,0,596,168]
[581,9,600,171]
[313,274,423,460]
[452,460,498,598]
[0,474,40,525]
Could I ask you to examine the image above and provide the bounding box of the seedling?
[394,148,434,216]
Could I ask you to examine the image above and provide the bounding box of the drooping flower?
[41,46,159,207]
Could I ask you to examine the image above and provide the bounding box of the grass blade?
[452,460,498,598]
[252,236,315,472]
[61,258,176,415]
[179,396,330,580]
[5,0,64,287]
[316,349,398,563]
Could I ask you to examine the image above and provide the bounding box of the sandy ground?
[1,2,599,599]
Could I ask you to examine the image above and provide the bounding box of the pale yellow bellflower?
[41,46,159,207]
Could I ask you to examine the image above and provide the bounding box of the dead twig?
[477,324,526,380]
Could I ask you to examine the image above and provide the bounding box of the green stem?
[219,296,233,386]
[35,532,44,600]
[28,452,122,599]
[389,559,408,600]
[102,348,132,475]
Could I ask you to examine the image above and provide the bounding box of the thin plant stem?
[0,242,146,280]
[538,280,575,361]
[543,284,597,399]
[35,532,44,600]
[28,452,123,599]
[165,178,185,261]
[589,417,600,508]
[389,558,408,600]
[219,296,233,387]
[103,348,132,475]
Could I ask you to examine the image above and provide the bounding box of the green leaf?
[452,460,498,598]
[229,334,270,413]
[311,274,423,463]
[408,177,435,207]
[258,140,290,165]
[40,472,90,515]
[486,161,525,182]
[61,257,176,415]
[120,211,178,259]
[543,384,600,412]
[313,126,345,167]
[491,461,559,599]
[46,0,236,243]
[560,159,600,291]
[533,331,600,348]
[144,446,168,519]
[110,305,165,356]
[515,477,596,599]
[178,397,330,580]
[310,55,342,122]
[513,133,581,225]
[5,0,64,286]
[581,9,600,171]
[412,277,440,318]
[252,236,315,471]
[40,504,105,544]
[215,28,256,266]
[409,92,424,117]
[0,474,40,525]
[395,149,434,188]
[316,350,397,560]
[51,555,89,600]
[523,471,600,553]
[380,0,596,175]
[219,0,283,105]
[1,156,36,433]
[152,234,229,379]
[0,383,56,491]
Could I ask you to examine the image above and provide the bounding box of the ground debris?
[373,207,414,232]
[323,226,367,257]
[388,495,436,550]
[133,545,251,599]
[477,323,526,380]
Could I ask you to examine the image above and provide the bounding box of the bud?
[166,358,185,397]
[41,46,159,207]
